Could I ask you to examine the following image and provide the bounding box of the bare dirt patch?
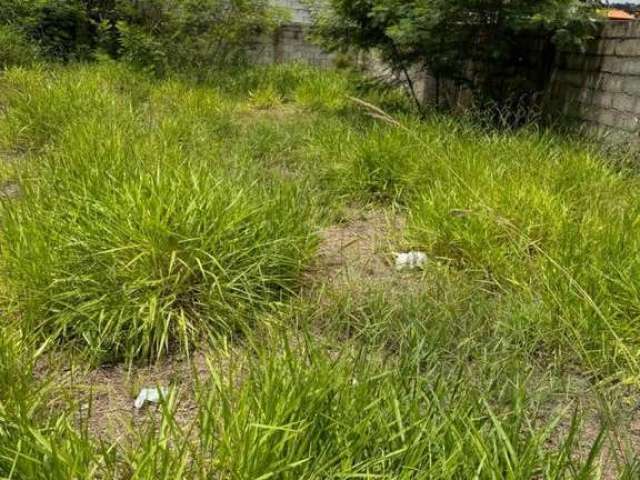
[78,353,207,441]
[531,373,640,479]
[36,345,248,444]
[546,405,640,478]
[310,207,406,285]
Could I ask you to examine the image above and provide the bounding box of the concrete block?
[623,76,640,95]
[580,106,606,123]
[612,112,640,132]
[615,39,640,57]
[598,40,618,56]
[612,93,636,112]
[583,74,600,91]
[626,21,640,39]
[620,58,640,76]
[611,93,635,112]
[589,91,614,108]
[255,21,333,67]
[561,54,601,73]
[601,73,624,92]
[586,109,638,133]
[601,21,634,39]
[595,109,618,127]
[590,56,640,76]
[585,55,606,72]
[600,56,624,74]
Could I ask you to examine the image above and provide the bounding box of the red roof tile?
[608,9,636,20]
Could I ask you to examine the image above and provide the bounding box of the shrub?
[312,0,597,112]
[0,25,41,68]
[33,0,94,60]
[0,0,284,70]
[0,0,94,62]
[115,20,168,75]
[116,0,285,75]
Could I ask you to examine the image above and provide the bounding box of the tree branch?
[399,63,424,116]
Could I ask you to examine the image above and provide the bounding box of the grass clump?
[1,169,315,362]
[0,64,317,363]
[401,130,640,379]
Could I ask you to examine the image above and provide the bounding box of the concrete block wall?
[393,20,640,142]
[273,24,334,67]
[252,0,334,68]
[275,0,312,23]
[550,21,640,139]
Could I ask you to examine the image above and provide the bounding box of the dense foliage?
[0,0,283,72]
[312,0,598,107]
[116,0,285,75]
[0,24,41,68]
[0,0,96,61]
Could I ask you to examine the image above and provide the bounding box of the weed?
[0,62,638,477]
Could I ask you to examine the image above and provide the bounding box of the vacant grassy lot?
[1,62,640,478]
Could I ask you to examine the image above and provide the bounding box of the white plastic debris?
[134,387,169,409]
[394,251,428,271]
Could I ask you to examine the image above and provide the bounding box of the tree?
[311,0,598,113]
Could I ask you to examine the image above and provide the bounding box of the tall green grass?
[201,332,603,479]
[0,63,318,362]
[0,319,609,479]
[300,107,640,383]
[1,61,639,477]
[0,324,103,479]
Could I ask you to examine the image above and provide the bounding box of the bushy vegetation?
[0,0,282,72]
[311,0,598,110]
[0,0,95,61]
[116,0,285,75]
[1,62,639,476]
[0,24,41,68]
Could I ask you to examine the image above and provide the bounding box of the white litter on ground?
[134,387,169,409]
[394,251,428,271]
